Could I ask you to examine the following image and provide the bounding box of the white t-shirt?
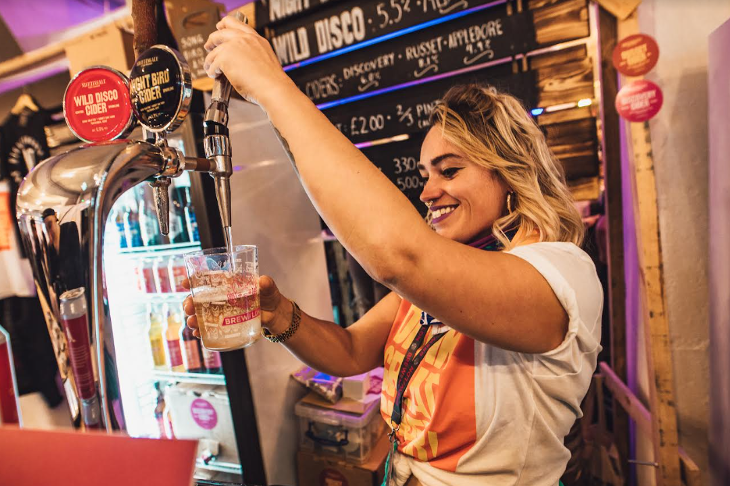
[381,242,603,486]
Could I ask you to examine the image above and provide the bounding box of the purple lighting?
[0,59,69,97]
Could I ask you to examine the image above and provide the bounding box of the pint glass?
[184,246,260,351]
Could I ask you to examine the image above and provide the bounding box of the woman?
[184,17,602,486]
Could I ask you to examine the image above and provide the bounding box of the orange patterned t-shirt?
[380,298,476,471]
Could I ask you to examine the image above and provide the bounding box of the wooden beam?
[599,364,702,486]
[596,0,642,20]
[596,5,631,477]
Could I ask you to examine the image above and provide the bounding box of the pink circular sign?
[615,80,663,122]
[191,398,218,430]
[612,34,659,77]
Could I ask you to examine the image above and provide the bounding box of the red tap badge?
[63,67,135,143]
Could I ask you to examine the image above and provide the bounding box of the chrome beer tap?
[14,34,240,431]
[203,10,248,249]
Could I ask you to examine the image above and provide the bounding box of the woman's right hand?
[203,16,297,107]
[182,275,295,339]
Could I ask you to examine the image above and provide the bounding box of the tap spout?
[203,10,247,240]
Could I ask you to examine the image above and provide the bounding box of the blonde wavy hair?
[429,84,584,249]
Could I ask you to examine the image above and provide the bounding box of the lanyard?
[390,321,446,431]
[384,320,445,486]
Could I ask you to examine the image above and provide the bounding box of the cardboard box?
[165,383,239,464]
[297,433,389,486]
[64,23,134,77]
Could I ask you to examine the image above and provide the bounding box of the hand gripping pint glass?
[184,246,260,351]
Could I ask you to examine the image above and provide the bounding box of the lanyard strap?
[390,324,446,426]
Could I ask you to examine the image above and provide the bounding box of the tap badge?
[129,45,192,133]
[63,66,135,143]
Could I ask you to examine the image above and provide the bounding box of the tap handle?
[150,177,172,236]
[211,10,248,105]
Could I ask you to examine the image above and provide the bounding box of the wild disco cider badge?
[63,66,135,143]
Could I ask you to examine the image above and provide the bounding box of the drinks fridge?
[98,126,259,483]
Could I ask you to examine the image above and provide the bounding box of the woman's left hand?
[203,16,296,107]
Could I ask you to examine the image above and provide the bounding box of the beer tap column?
[203,81,233,247]
[203,11,247,249]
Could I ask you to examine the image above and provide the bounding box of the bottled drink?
[122,193,143,247]
[153,382,168,438]
[0,325,20,425]
[148,305,167,369]
[106,207,126,249]
[185,198,200,243]
[170,185,190,244]
[201,347,223,374]
[115,207,128,248]
[139,186,162,247]
[141,257,158,293]
[168,255,187,293]
[174,173,199,243]
[154,257,173,293]
[164,305,185,372]
[180,321,204,373]
[132,259,146,293]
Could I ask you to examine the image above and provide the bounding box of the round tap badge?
[63,66,135,143]
[612,34,659,77]
[129,45,192,133]
[615,79,664,123]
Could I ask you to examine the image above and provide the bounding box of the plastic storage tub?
[295,396,385,463]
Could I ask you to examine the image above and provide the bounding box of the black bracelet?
[261,301,301,343]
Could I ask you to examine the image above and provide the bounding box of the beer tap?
[14,12,247,432]
[203,10,247,249]
[145,11,246,246]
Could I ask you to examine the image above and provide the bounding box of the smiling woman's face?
[418,126,509,243]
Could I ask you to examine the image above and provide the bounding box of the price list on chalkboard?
[360,136,428,216]
[288,3,527,104]
[325,63,536,144]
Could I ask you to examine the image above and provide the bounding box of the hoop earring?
[506,192,515,215]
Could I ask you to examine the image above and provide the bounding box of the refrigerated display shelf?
[196,459,243,475]
[138,292,191,302]
[118,242,201,256]
[152,370,226,386]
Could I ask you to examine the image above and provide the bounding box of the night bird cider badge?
[129,45,192,133]
[63,67,135,143]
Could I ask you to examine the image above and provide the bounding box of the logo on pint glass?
[222,309,260,326]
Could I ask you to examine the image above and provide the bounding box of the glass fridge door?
[103,170,244,482]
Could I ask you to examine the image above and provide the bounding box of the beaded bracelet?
[261,300,301,343]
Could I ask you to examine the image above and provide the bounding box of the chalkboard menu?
[326,63,536,144]
[359,136,428,216]
[255,0,599,208]
[288,3,527,103]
